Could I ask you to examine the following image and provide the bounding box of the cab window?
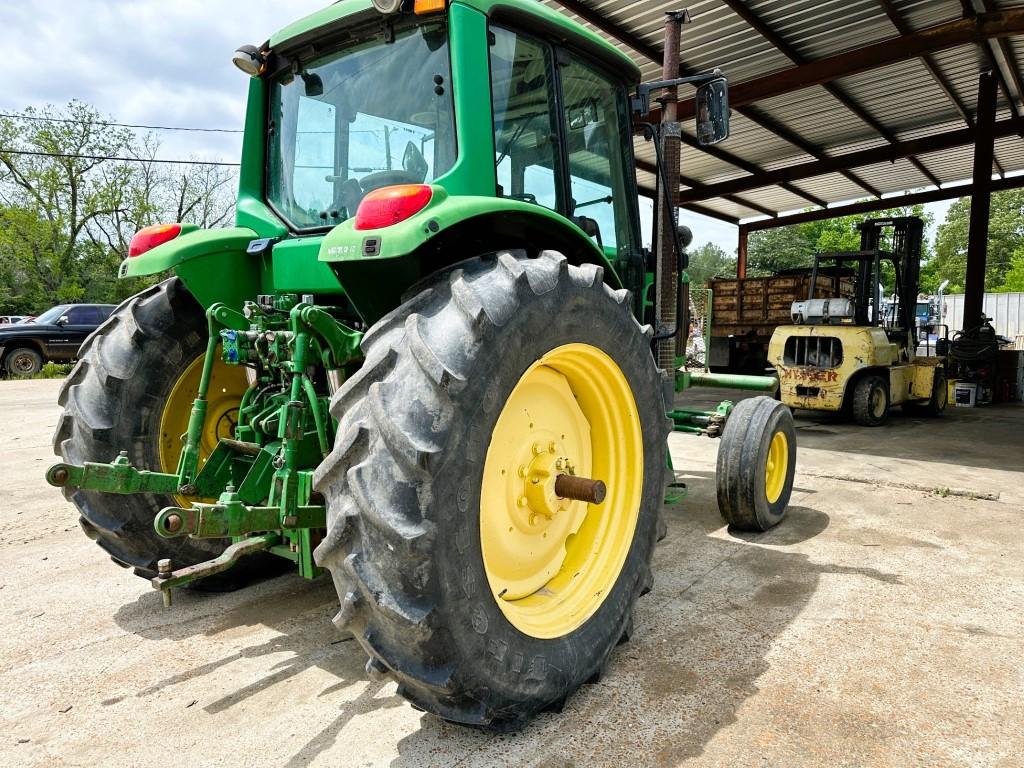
[489,27,561,211]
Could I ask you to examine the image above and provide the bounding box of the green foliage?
[685,242,736,288]
[746,204,932,279]
[0,101,235,315]
[997,246,1024,292]
[30,362,74,379]
[927,189,1024,293]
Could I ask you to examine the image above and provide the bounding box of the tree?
[998,246,1024,292]
[0,102,235,314]
[746,204,932,283]
[927,189,1024,293]
[685,242,736,288]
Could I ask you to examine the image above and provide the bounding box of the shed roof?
[543,0,1024,223]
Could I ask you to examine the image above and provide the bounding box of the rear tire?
[716,397,796,531]
[53,279,240,579]
[314,251,668,730]
[6,347,42,377]
[852,374,889,427]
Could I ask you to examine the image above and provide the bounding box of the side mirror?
[695,77,729,146]
[57,315,70,326]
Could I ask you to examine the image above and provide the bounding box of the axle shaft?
[554,474,606,505]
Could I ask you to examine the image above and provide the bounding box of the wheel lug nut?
[532,443,543,455]
[548,441,556,453]
[518,496,528,507]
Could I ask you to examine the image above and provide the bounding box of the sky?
[0,1,326,162]
[0,1,961,254]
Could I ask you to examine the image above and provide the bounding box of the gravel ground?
[1,378,1022,767]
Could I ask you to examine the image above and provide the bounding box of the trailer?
[707,271,854,373]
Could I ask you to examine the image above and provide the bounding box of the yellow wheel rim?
[764,431,789,504]
[158,351,249,507]
[480,343,643,640]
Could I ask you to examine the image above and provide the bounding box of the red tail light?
[129,223,183,257]
[354,185,433,230]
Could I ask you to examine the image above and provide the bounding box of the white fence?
[941,292,1024,342]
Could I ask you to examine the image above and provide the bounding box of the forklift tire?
[852,374,889,427]
[903,369,947,417]
[716,397,796,532]
[53,278,261,585]
[314,251,668,731]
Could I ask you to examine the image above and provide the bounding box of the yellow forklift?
[768,217,947,426]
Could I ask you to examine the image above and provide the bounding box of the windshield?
[267,20,456,230]
[33,305,70,325]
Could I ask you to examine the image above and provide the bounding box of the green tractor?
[47,0,795,730]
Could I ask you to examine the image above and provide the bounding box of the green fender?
[119,227,262,311]
[320,186,623,323]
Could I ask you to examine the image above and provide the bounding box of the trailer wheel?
[53,278,253,582]
[314,251,668,730]
[852,374,889,427]
[716,396,796,532]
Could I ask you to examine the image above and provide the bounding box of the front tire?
[314,251,668,730]
[852,374,889,427]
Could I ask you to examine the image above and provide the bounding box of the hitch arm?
[46,454,181,495]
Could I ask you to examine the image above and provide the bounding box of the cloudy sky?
[1,1,326,162]
[1,0,949,254]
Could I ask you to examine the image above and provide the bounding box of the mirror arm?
[631,69,725,115]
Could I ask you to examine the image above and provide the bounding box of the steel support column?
[964,71,998,330]
[737,226,748,279]
[655,12,685,370]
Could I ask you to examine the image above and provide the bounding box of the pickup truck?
[0,303,115,376]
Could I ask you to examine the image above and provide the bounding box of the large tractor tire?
[314,251,668,730]
[852,374,889,427]
[53,278,250,580]
[716,396,796,532]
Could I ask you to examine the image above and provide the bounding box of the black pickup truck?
[0,303,115,376]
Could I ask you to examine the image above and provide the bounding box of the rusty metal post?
[737,225,749,279]
[655,11,687,370]
[964,69,997,331]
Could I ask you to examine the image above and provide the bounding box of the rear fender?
[319,188,622,324]
[118,227,261,312]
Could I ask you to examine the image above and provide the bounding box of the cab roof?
[269,0,641,83]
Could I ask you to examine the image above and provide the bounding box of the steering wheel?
[359,170,421,193]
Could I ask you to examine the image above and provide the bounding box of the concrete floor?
[1,378,1022,767]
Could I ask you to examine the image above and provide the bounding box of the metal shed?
[544,0,1024,327]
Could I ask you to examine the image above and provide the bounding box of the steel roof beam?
[635,157,777,217]
[719,0,941,187]
[740,174,1024,232]
[873,0,1006,176]
[556,0,833,209]
[653,9,1024,121]
[677,116,1024,203]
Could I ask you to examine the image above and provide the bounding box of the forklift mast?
[858,217,924,333]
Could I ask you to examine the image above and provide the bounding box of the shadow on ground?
[108,467,894,768]
[677,386,1024,474]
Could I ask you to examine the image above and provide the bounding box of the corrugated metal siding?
[539,0,1024,221]
[943,292,1024,338]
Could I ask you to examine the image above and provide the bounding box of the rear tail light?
[354,185,433,230]
[129,223,183,257]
